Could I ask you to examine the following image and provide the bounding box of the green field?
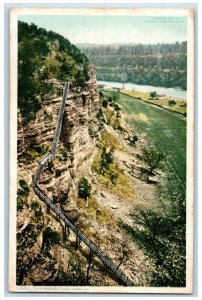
[107,92,187,185]
[121,91,187,115]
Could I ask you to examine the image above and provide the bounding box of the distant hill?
[79,42,187,90]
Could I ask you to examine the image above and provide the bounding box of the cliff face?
[16,65,101,285]
[18,64,99,201]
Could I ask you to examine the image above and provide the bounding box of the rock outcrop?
[18,65,100,203]
[17,65,101,285]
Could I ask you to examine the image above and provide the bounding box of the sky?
[18,15,187,45]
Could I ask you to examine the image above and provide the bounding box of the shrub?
[102,99,108,108]
[128,134,138,146]
[42,227,61,253]
[78,178,91,200]
[150,91,157,99]
[44,112,53,123]
[31,202,43,220]
[141,145,165,175]
[168,100,177,106]
[57,146,68,162]
[47,160,54,173]
[19,179,30,195]
[17,179,30,211]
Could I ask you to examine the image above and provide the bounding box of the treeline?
[18,21,90,119]
[80,42,187,90]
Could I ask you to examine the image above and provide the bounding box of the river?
[97,80,186,101]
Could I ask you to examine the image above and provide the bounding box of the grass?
[123,91,150,101]
[92,130,135,200]
[122,91,187,115]
[102,106,123,130]
[77,197,116,229]
[18,144,49,164]
[92,129,135,199]
[92,149,135,200]
[116,93,186,184]
[77,196,116,247]
[100,129,124,151]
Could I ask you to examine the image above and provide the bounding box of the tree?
[18,21,90,120]
[150,91,157,99]
[128,134,138,146]
[141,145,165,175]
[99,147,114,175]
[78,178,91,200]
[111,91,120,102]
[168,100,176,106]
[42,227,61,253]
[102,99,108,108]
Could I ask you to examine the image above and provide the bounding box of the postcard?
[9,7,194,293]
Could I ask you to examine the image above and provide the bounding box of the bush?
[102,99,108,108]
[168,100,176,106]
[17,179,30,211]
[47,160,54,173]
[128,134,138,146]
[100,147,114,174]
[42,227,61,253]
[78,178,91,200]
[19,179,30,195]
[150,91,157,99]
[141,145,165,175]
[58,146,68,162]
[31,202,43,220]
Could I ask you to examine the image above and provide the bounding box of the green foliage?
[82,42,187,90]
[141,145,166,175]
[47,160,54,173]
[168,100,177,106]
[17,198,25,211]
[53,254,87,286]
[19,179,30,195]
[57,146,68,162]
[78,178,92,200]
[18,144,48,164]
[107,91,120,103]
[129,173,186,287]
[17,179,30,211]
[102,99,108,108]
[128,134,138,146]
[31,201,43,220]
[150,91,157,99]
[100,147,114,175]
[44,112,53,123]
[42,227,61,253]
[18,21,89,119]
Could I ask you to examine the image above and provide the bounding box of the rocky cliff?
[16,65,103,285]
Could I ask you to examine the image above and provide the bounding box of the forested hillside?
[18,21,90,119]
[79,42,187,90]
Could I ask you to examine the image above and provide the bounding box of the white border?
[8,1,197,293]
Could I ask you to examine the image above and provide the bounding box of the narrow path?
[32,82,133,287]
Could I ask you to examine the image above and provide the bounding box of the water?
[97,80,186,101]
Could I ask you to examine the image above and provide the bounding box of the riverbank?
[121,90,187,117]
[97,80,187,101]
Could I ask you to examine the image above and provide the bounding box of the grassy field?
[121,90,187,115]
[105,92,186,185]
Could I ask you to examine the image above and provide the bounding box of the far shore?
[101,88,187,117]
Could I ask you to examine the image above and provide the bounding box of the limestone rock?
[29,262,58,283]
